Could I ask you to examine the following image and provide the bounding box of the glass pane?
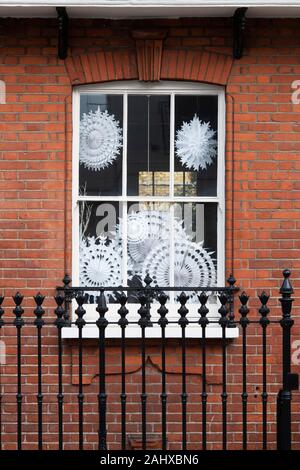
[173,171,197,197]
[124,202,171,301]
[79,201,121,302]
[174,95,218,197]
[79,94,123,196]
[172,202,217,302]
[127,95,170,196]
[174,202,217,250]
[121,201,217,303]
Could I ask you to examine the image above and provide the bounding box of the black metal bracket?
[233,7,248,60]
[56,7,69,60]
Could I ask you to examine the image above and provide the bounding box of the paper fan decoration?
[79,107,122,171]
[142,239,216,303]
[116,211,188,274]
[79,236,122,288]
[175,114,217,171]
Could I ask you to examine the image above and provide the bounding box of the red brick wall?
[0,16,300,450]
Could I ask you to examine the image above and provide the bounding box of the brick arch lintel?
[65,49,233,86]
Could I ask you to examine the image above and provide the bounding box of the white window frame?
[62,80,238,339]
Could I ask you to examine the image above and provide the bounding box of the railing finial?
[280,269,293,296]
[143,272,153,327]
[118,293,128,329]
[75,293,86,329]
[61,273,72,325]
[227,273,237,327]
[54,293,66,328]
[13,292,25,328]
[143,273,153,287]
[34,292,45,328]
[218,292,229,328]
[62,273,71,288]
[227,273,236,287]
[198,292,209,328]
[158,292,169,328]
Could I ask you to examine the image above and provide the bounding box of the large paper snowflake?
[79,236,123,288]
[79,107,122,171]
[116,211,188,275]
[175,115,217,171]
[142,239,216,303]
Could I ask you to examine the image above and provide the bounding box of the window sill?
[61,324,239,339]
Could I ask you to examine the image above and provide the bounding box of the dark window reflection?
[174,202,217,256]
[127,95,170,196]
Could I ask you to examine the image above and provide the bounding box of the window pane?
[79,94,123,196]
[79,201,122,302]
[125,202,172,301]
[122,201,217,303]
[174,95,218,197]
[174,202,217,252]
[173,171,198,197]
[127,95,170,196]
[172,202,217,302]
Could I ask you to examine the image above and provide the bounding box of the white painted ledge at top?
[1,1,300,19]
[2,1,300,7]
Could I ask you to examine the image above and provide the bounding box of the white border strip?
[1,1,300,7]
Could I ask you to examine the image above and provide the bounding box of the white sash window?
[66,81,235,338]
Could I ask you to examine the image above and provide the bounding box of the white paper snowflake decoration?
[142,239,216,303]
[80,107,122,171]
[175,115,217,171]
[79,236,123,288]
[116,210,188,276]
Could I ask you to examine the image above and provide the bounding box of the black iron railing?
[0,270,298,451]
